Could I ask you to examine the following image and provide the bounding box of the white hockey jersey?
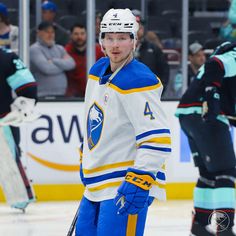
[81,57,171,202]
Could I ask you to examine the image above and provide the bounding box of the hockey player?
[176,42,236,236]
[0,48,38,211]
[75,8,171,236]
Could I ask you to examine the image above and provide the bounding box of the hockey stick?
[226,115,236,121]
[67,204,80,236]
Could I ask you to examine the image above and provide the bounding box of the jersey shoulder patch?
[110,60,161,94]
[213,50,236,77]
[89,57,109,78]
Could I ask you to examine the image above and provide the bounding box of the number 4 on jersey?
[144,102,155,120]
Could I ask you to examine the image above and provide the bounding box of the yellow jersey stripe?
[153,181,166,188]
[83,160,134,174]
[137,137,171,146]
[108,83,161,94]
[88,74,161,94]
[88,181,122,192]
[78,148,83,164]
[126,215,138,236]
[87,180,165,192]
[89,74,99,81]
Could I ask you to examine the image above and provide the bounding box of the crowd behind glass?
[1,0,233,101]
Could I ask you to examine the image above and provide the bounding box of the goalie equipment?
[0,126,35,211]
[0,96,40,126]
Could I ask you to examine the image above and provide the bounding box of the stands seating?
[148,16,181,38]
[189,16,225,32]
[148,0,182,16]
[189,0,229,12]
[188,30,208,44]
[161,10,181,19]
[107,0,140,10]
[58,15,83,30]
[204,38,225,50]
[147,16,171,32]
[66,0,86,15]
[0,0,18,9]
[8,9,18,25]
[163,49,181,65]
[206,0,229,11]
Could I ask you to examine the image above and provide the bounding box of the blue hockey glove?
[202,86,220,122]
[114,168,155,216]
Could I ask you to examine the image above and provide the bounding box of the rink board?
[0,101,234,201]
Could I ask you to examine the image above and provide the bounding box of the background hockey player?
[176,42,236,236]
[0,48,38,211]
[75,8,171,236]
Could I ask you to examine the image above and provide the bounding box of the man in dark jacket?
[133,10,170,94]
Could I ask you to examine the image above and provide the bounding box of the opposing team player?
[75,8,171,236]
[176,42,236,236]
[0,48,38,211]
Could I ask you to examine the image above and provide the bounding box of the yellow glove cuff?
[125,172,155,190]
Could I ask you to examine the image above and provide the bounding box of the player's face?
[71,27,87,48]
[103,33,134,67]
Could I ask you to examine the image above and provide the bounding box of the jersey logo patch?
[87,102,104,150]
[104,93,109,105]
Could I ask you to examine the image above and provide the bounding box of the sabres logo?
[87,102,104,150]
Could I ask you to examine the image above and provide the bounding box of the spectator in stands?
[30,1,69,45]
[174,42,206,97]
[131,9,164,49]
[95,11,102,43]
[145,30,164,50]
[65,23,104,97]
[220,0,236,42]
[132,10,170,94]
[30,21,75,97]
[41,0,57,22]
[0,3,18,53]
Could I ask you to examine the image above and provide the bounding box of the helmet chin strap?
[106,52,133,84]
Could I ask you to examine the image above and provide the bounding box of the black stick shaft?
[67,205,80,236]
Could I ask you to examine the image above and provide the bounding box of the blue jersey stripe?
[136,129,170,141]
[139,145,171,152]
[84,170,126,185]
[156,171,166,181]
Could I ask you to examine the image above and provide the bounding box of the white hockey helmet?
[100,8,139,40]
